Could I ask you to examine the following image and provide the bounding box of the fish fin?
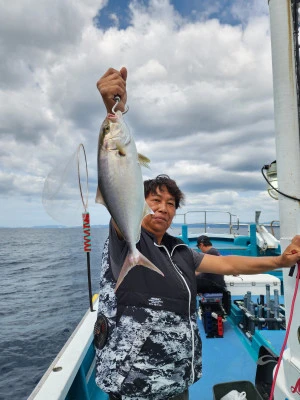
[116,142,126,156]
[142,201,153,218]
[138,153,151,169]
[114,250,164,292]
[140,202,153,227]
[95,186,106,205]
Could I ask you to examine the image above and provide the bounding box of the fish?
[96,110,164,291]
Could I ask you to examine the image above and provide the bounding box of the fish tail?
[114,250,164,292]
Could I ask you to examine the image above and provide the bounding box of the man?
[196,235,226,294]
[95,67,300,400]
[197,235,220,256]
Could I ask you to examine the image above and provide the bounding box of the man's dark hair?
[143,174,185,209]
[197,235,212,247]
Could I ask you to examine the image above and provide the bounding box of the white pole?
[268,0,300,398]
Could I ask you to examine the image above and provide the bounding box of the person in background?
[197,235,220,256]
[94,67,300,400]
[196,235,226,294]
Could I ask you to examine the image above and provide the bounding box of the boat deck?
[189,313,258,399]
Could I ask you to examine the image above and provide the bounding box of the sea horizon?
[0,221,280,229]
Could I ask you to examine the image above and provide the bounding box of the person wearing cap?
[197,235,220,256]
[196,236,226,293]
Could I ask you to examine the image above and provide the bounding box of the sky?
[0,0,280,227]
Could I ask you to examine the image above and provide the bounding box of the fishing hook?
[112,95,129,115]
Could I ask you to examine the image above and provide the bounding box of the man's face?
[142,185,176,239]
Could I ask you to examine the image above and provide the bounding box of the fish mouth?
[107,113,118,121]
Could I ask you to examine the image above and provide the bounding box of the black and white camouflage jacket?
[95,224,203,400]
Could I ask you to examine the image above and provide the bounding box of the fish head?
[99,111,130,152]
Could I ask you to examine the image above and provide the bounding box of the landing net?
[42,144,88,226]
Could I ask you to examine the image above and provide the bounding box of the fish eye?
[103,125,110,135]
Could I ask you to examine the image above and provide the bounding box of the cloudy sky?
[0,0,280,228]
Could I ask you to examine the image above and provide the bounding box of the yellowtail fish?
[96,110,164,291]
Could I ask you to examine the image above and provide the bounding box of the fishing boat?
[28,1,300,399]
[27,212,285,400]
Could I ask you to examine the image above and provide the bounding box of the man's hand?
[277,235,300,268]
[96,67,127,114]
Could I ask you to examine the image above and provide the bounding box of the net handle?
[77,144,89,212]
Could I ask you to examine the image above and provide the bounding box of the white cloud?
[0,0,280,227]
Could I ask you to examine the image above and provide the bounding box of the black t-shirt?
[196,247,225,293]
[206,247,220,256]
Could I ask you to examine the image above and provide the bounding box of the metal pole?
[268,0,300,397]
[269,0,300,343]
[86,252,93,312]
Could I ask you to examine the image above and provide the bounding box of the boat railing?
[270,220,280,237]
[174,210,240,234]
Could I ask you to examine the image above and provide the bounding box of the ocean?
[0,224,280,400]
[0,227,108,400]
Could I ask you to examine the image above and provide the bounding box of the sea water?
[0,227,108,400]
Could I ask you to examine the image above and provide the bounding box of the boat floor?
[189,314,258,399]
